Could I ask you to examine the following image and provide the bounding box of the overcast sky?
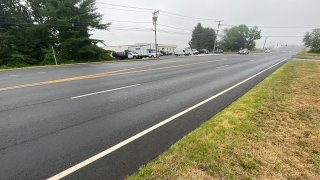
[92,0,320,48]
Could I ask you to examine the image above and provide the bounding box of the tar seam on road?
[47,59,287,180]
[71,84,141,99]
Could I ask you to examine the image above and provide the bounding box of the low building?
[102,45,131,52]
[103,43,177,53]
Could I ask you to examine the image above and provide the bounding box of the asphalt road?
[0,47,301,179]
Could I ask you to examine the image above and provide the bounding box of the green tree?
[220,24,261,51]
[189,23,216,51]
[0,0,110,67]
[303,29,320,53]
[41,0,110,61]
[0,0,31,65]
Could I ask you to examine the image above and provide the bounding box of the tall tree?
[0,0,31,65]
[41,0,109,60]
[303,29,320,53]
[0,0,110,66]
[220,24,261,51]
[189,23,216,51]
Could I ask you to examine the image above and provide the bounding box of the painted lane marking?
[0,60,222,92]
[48,59,287,180]
[215,65,229,69]
[37,72,47,74]
[71,84,141,99]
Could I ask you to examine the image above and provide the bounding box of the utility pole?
[152,10,159,58]
[262,37,268,49]
[213,20,223,53]
[51,45,58,65]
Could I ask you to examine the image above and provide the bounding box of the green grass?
[128,61,320,179]
[295,50,320,60]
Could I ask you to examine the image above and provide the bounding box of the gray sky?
[92,0,320,48]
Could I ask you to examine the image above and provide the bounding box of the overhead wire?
[2,1,317,39]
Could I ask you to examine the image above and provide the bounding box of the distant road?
[0,47,301,179]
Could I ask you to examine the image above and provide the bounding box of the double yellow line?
[0,60,219,92]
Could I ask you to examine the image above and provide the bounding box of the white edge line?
[48,59,286,180]
[71,84,141,99]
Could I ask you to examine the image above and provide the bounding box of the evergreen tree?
[40,0,110,61]
[0,0,110,66]
[189,23,216,51]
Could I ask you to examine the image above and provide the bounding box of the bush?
[308,48,320,53]
[41,51,56,65]
[8,54,29,67]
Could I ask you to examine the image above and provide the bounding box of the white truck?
[128,44,157,58]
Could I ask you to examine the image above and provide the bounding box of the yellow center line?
[0,60,220,92]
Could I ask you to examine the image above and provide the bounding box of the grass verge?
[295,50,320,60]
[128,61,320,179]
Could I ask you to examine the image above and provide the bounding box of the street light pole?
[213,20,223,53]
[152,10,159,58]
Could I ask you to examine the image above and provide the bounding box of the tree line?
[189,23,261,51]
[0,0,110,67]
[303,29,320,53]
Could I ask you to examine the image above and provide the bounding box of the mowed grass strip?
[295,51,320,60]
[128,61,320,179]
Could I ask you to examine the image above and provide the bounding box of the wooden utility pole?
[213,20,223,53]
[152,10,159,58]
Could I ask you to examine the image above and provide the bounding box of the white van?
[174,48,186,56]
[184,47,193,55]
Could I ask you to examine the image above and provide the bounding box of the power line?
[160,10,217,21]
[98,6,152,13]
[157,24,192,32]
[108,28,190,36]
[221,24,319,29]
[96,2,155,11]
[95,2,218,21]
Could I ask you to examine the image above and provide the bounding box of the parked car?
[192,49,199,55]
[199,49,209,54]
[159,50,167,56]
[111,51,140,60]
[238,48,249,55]
[214,49,224,54]
[265,49,271,53]
[159,50,173,56]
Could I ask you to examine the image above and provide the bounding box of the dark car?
[199,49,209,54]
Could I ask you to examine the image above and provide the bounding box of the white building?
[103,43,177,53]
